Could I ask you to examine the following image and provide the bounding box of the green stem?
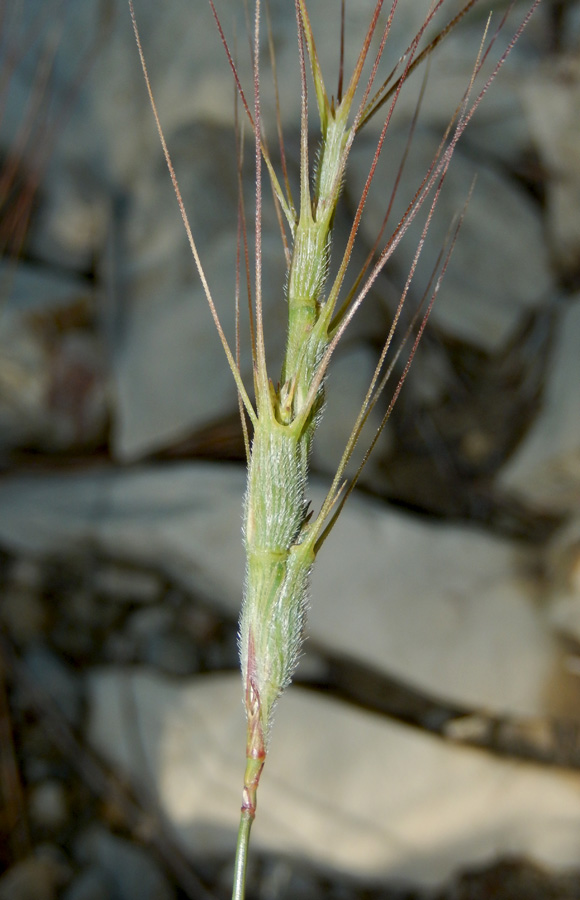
[232,809,253,900]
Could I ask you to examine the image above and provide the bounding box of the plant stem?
[232,809,253,900]
[232,754,264,900]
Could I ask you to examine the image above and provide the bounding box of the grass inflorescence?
[129,1,541,897]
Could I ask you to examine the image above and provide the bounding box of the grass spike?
[130,5,543,898]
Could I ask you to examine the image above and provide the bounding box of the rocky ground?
[1,1,580,898]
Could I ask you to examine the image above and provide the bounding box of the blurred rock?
[106,121,287,461]
[446,857,580,900]
[15,0,540,185]
[142,627,200,677]
[546,516,580,646]
[21,643,84,727]
[93,561,162,605]
[8,557,45,592]
[28,162,109,274]
[310,342,394,484]
[28,779,69,831]
[0,853,69,900]
[499,295,580,513]
[74,826,175,900]
[0,263,109,455]
[61,867,110,900]
[0,463,574,719]
[2,0,544,463]
[522,52,580,275]
[86,668,580,888]
[259,859,321,900]
[308,482,567,718]
[348,126,553,352]
[0,585,47,643]
[125,606,174,642]
[105,604,175,665]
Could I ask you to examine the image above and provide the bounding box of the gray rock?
[102,631,138,666]
[348,126,553,352]
[202,626,239,672]
[86,668,580,888]
[74,827,174,900]
[522,54,580,273]
[29,162,109,274]
[260,859,321,900]
[0,263,108,454]
[7,0,542,462]
[93,562,162,605]
[499,295,580,512]
[0,854,69,900]
[28,779,69,831]
[0,463,571,719]
[1,586,47,643]
[142,627,200,677]
[310,343,394,484]
[8,557,45,592]
[125,606,174,641]
[545,516,580,647]
[107,123,287,461]
[21,643,83,727]
[61,867,111,900]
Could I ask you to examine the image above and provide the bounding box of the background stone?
[87,668,580,888]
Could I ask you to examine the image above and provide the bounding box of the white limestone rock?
[106,122,288,460]
[499,295,580,513]
[521,52,580,273]
[87,668,580,887]
[347,126,553,352]
[545,516,580,650]
[310,343,394,483]
[0,463,574,719]
[5,0,546,460]
[0,263,108,453]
